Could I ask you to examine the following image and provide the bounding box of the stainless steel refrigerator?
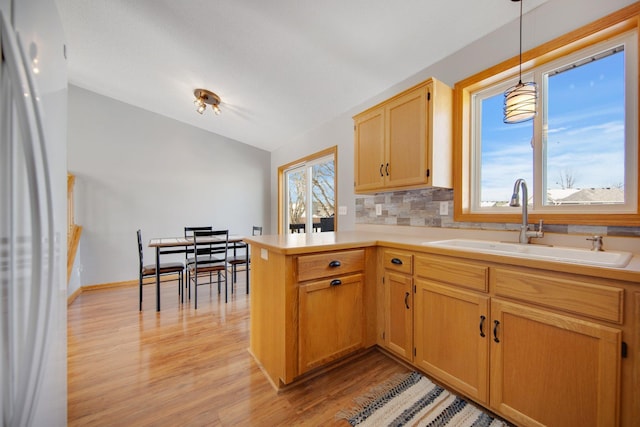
[1,0,67,425]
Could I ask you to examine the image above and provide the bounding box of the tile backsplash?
[355,188,640,237]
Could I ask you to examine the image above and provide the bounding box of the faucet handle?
[537,219,544,232]
[586,235,604,251]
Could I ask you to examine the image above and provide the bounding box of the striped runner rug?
[337,372,507,427]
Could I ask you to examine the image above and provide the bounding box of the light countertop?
[245,228,640,283]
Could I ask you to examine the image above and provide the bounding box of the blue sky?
[480,50,625,203]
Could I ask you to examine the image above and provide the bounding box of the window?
[455,6,640,225]
[278,147,337,234]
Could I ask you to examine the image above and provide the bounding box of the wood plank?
[68,277,408,426]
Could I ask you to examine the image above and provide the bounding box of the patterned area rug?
[337,372,507,427]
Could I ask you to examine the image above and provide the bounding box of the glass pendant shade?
[503,80,537,123]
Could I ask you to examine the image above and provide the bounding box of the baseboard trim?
[67,274,181,305]
[67,287,82,306]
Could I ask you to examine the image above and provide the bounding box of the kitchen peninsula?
[245,230,640,427]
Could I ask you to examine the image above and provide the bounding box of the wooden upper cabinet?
[353,78,452,193]
[386,88,426,189]
[354,107,385,192]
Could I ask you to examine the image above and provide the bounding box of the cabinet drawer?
[297,249,365,282]
[383,249,413,274]
[492,267,623,324]
[415,255,488,292]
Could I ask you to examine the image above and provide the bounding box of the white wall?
[270,0,637,233]
[67,85,271,286]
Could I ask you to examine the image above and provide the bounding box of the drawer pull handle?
[379,164,384,177]
[493,320,500,343]
[404,292,410,309]
[479,315,486,338]
[328,260,341,268]
[391,258,403,265]
[385,163,389,176]
[330,279,342,286]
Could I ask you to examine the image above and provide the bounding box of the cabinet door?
[385,85,428,188]
[354,107,385,192]
[490,298,621,427]
[414,278,490,403]
[384,271,413,361]
[298,274,364,374]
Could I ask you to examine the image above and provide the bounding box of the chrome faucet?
[509,178,543,244]
[586,235,604,251]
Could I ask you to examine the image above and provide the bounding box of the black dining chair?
[137,229,184,310]
[227,226,262,292]
[289,223,305,233]
[320,216,335,232]
[187,229,229,308]
[184,226,213,293]
[184,226,213,264]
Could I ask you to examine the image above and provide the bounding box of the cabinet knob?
[390,258,403,265]
[328,260,341,268]
[330,279,342,286]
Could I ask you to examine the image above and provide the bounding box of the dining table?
[148,234,246,311]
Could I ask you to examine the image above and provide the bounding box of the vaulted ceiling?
[55,0,546,152]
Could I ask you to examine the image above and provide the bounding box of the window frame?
[454,4,640,226]
[277,146,338,234]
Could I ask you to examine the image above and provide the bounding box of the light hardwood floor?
[68,276,409,426]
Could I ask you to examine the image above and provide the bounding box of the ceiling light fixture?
[194,88,221,116]
[503,0,536,124]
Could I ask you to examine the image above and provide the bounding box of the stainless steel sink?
[421,239,633,268]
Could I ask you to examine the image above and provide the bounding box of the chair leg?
[139,274,143,311]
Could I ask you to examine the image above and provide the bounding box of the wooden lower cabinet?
[414,278,490,403]
[490,298,622,427]
[298,273,364,374]
[383,271,413,361]
[410,253,625,427]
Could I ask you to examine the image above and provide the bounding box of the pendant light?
[503,0,537,124]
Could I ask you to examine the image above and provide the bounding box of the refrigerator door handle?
[1,9,55,426]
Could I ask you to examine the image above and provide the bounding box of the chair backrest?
[252,226,263,236]
[185,226,213,258]
[193,229,229,267]
[184,226,213,238]
[320,217,334,232]
[136,229,144,272]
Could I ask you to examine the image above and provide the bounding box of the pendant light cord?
[518,0,523,84]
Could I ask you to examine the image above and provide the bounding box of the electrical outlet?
[375,204,382,216]
[440,201,449,216]
[338,206,347,215]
